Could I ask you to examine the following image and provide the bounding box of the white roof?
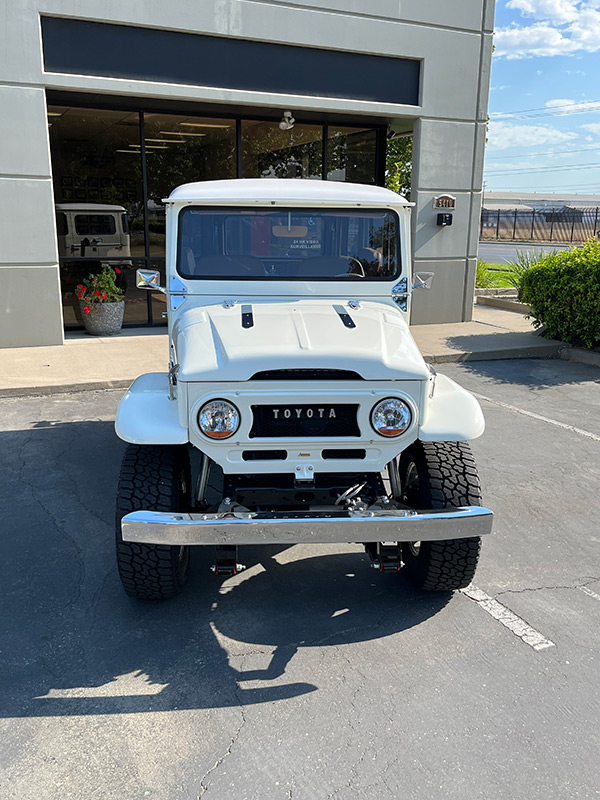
[484,191,600,208]
[166,178,411,207]
[483,203,534,211]
[55,203,126,212]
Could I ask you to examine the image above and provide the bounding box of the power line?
[485,182,600,191]
[486,162,600,177]
[486,144,600,161]
[491,99,600,115]
[490,99,600,120]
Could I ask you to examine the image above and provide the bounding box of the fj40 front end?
[114,179,492,599]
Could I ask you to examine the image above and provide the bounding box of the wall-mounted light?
[159,130,206,137]
[279,111,295,131]
[180,122,231,129]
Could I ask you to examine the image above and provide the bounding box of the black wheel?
[115,444,191,599]
[398,441,482,591]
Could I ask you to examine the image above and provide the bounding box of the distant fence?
[480,207,600,243]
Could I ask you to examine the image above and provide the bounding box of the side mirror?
[412,272,434,291]
[136,268,166,294]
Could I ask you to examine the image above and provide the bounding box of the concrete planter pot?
[80,301,125,336]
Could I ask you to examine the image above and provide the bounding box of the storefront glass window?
[144,114,236,257]
[241,121,322,179]
[48,106,145,327]
[48,99,382,329]
[327,126,377,184]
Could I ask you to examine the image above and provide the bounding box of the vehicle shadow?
[0,419,452,720]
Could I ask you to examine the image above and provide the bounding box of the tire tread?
[401,441,482,591]
[115,444,188,600]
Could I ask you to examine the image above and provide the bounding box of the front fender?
[419,373,485,442]
[115,373,188,445]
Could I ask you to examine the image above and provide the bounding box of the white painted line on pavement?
[461,585,556,651]
[473,392,600,443]
[579,585,600,602]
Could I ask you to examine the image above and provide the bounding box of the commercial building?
[1,1,494,346]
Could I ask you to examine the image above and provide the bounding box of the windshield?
[177,207,400,280]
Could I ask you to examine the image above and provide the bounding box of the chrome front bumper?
[121,506,493,546]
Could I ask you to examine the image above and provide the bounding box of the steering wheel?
[364,247,384,273]
[335,256,366,278]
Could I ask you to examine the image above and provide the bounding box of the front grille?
[250,404,360,438]
[251,369,363,381]
[322,449,366,460]
[242,450,287,461]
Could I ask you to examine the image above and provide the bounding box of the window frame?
[176,205,402,282]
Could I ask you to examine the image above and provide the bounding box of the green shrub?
[476,259,495,288]
[506,250,542,290]
[519,239,600,348]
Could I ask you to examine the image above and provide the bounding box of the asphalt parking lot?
[478,241,570,263]
[1,358,599,800]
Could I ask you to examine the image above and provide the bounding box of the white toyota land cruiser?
[115,179,492,599]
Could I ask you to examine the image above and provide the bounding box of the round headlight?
[198,400,240,439]
[370,398,412,437]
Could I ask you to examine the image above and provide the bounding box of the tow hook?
[364,542,403,573]
[211,545,246,577]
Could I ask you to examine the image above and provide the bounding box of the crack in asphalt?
[88,565,117,621]
[325,779,352,800]
[197,707,247,797]
[494,576,600,598]
[197,655,248,798]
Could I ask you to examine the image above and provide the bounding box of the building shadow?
[438,328,557,354]
[0,420,451,720]
[440,354,600,390]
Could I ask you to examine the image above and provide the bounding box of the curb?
[0,379,133,399]
[559,347,600,369]
[474,288,518,297]
[422,343,564,364]
[476,296,531,314]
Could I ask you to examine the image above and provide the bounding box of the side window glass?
[75,214,116,236]
[56,212,68,236]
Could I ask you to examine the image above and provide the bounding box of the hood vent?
[250,369,363,381]
[241,304,254,329]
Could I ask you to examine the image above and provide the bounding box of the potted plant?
[76,263,125,336]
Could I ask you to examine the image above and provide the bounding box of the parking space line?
[472,392,600,442]
[461,585,556,651]
[579,585,600,602]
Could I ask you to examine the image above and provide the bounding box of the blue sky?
[485,0,600,194]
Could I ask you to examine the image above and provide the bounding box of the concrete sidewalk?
[0,305,572,396]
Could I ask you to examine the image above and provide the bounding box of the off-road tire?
[116,444,190,600]
[398,441,482,591]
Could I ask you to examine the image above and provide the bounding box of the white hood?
[173,299,430,382]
